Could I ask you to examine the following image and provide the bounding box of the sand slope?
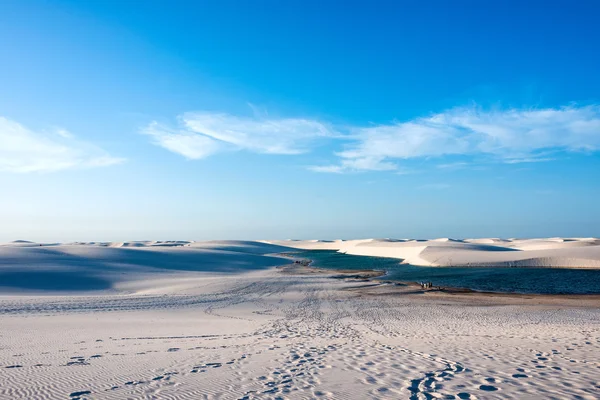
[267,237,600,268]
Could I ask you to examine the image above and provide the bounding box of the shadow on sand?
[0,241,294,293]
[0,271,111,292]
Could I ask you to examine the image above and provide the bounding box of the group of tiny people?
[419,281,434,289]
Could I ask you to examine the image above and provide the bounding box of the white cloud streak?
[142,112,335,159]
[418,183,451,190]
[436,162,469,169]
[315,105,600,172]
[143,105,600,173]
[142,122,223,159]
[0,116,124,173]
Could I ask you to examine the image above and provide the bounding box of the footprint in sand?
[512,373,528,378]
[66,359,89,366]
[69,390,91,399]
[479,384,498,392]
[124,380,145,386]
[484,377,500,383]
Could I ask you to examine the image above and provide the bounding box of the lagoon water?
[290,250,600,295]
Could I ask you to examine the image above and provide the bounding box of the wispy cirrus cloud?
[142,112,336,159]
[436,162,470,170]
[312,105,600,173]
[503,156,557,164]
[418,183,452,190]
[142,121,223,159]
[307,157,396,173]
[144,105,600,173]
[0,116,124,173]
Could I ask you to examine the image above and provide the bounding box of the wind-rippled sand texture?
[1,240,599,399]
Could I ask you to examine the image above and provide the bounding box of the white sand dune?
[1,240,599,399]
[2,240,61,247]
[0,241,293,294]
[268,237,600,268]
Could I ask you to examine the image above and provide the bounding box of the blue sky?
[1,0,599,241]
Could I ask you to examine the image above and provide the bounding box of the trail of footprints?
[54,333,598,399]
[240,344,337,399]
[62,342,253,399]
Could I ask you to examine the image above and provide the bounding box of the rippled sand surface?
[1,241,599,399]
